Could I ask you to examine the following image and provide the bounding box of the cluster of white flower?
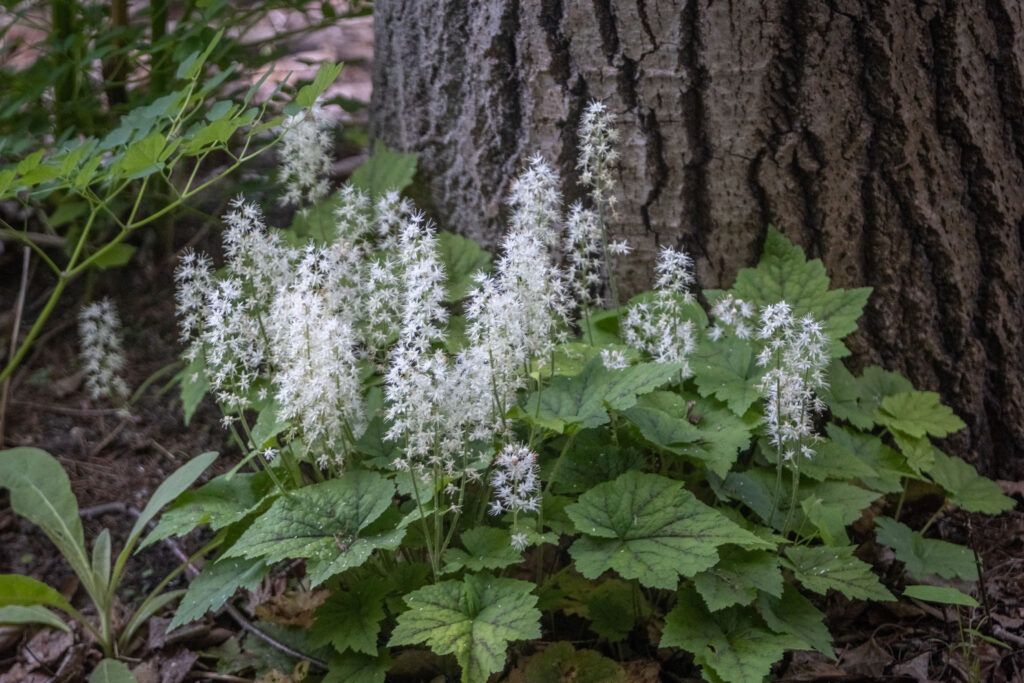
[755,302,829,461]
[267,245,364,467]
[600,348,630,370]
[577,101,619,216]
[708,294,755,340]
[489,443,540,518]
[622,247,698,374]
[78,298,128,402]
[278,102,333,207]
[565,202,603,308]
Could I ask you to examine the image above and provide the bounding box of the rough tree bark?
[371,0,1024,478]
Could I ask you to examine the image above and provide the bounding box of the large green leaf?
[693,548,782,612]
[583,579,650,641]
[821,362,876,430]
[622,392,752,478]
[438,232,492,302]
[311,577,389,656]
[691,336,765,416]
[521,642,627,683]
[388,574,541,683]
[825,424,913,494]
[442,527,521,574]
[323,651,390,683]
[89,659,137,683]
[566,471,772,590]
[927,450,1015,514]
[755,584,834,658]
[0,448,90,587]
[169,556,267,630]
[0,605,70,632]
[661,588,800,683]
[784,546,894,601]
[874,517,977,581]
[522,358,682,434]
[729,228,871,357]
[876,391,966,439]
[141,471,273,549]
[349,143,417,198]
[225,471,403,585]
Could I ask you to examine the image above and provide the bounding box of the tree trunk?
[371,0,1024,479]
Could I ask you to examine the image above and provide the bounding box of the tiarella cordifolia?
[600,348,630,370]
[278,101,333,207]
[623,247,698,375]
[709,293,755,341]
[489,443,540,549]
[176,199,296,412]
[577,101,619,218]
[755,302,829,461]
[268,245,364,469]
[384,214,462,474]
[78,298,129,402]
[507,153,562,250]
[565,201,604,309]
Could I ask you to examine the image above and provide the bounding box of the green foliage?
[442,528,521,574]
[566,471,771,589]
[691,336,765,415]
[874,517,978,581]
[756,585,834,658]
[693,548,782,612]
[0,605,71,632]
[522,358,682,433]
[311,577,389,655]
[169,557,267,630]
[661,587,802,683]
[876,391,966,439]
[521,642,627,683]
[927,450,1015,514]
[349,143,418,198]
[225,471,404,586]
[784,546,895,601]
[89,659,138,683]
[0,447,216,655]
[903,584,979,607]
[389,574,541,683]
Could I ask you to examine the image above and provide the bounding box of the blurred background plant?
[0,1,370,389]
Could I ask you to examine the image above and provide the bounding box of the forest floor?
[2,6,1024,683]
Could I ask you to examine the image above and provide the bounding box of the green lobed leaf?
[876,391,966,439]
[169,556,268,630]
[442,527,522,574]
[729,228,872,357]
[311,577,389,655]
[438,231,492,302]
[89,659,137,683]
[566,471,773,590]
[784,546,895,602]
[755,584,834,658]
[524,358,682,434]
[224,471,404,585]
[584,579,650,641]
[691,336,765,416]
[903,584,979,607]
[0,448,89,585]
[822,362,876,430]
[874,517,978,581]
[825,424,914,494]
[349,142,417,198]
[521,642,627,683]
[693,548,783,612]
[0,605,70,632]
[388,574,541,683]
[549,429,644,494]
[323,651,390,683]
[927,450,1015,514]
[661,587,801,683]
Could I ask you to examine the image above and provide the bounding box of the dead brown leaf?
[253,589,329,629]
[893,652,934,682]
[839,639,894,678]
[21,628,73,668]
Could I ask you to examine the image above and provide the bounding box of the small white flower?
[78,298,129,402]
[489,443,541,516]
[578,101,619,215]
[510,532,529,552]
[600,348,629,370]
